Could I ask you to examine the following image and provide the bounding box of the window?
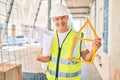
[103,0,109,53]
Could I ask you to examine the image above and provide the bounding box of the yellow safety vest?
[46,30,83,80]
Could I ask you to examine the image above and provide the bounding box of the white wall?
[89,0,120,80]
[109,0,120,79]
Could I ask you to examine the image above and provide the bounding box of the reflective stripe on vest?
[47,68,81,78]
[51,57,78,64]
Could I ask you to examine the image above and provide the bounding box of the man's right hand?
[37,48,50,63]
[37,53,50,63]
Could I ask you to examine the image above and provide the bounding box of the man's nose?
[59,18,63,23]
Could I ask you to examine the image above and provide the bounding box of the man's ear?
[66,16,69,21]
[66,15,69,19]
[52,18,55,22]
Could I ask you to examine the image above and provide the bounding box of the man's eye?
[55,18,59,20]
[61,17,65,19]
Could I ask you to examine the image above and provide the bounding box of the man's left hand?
[92,38,101,50]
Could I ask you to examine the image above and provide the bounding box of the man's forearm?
[84,51,93,61]
[81,49,94,61]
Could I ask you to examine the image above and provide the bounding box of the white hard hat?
[50,3,69,18]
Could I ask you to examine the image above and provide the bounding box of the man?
[37,3,101,80]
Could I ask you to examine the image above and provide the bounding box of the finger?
[95,38,101,41]
[95,38,101,42]
[96,43,101,49]
[44,56,50,58]
[94,40,101,45]
[96,37,101,40]
[43,57,50,62]
[93,42,101,49]
[96,41,101,45]
[95,41,101,46]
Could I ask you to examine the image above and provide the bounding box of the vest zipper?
[55,47,61,80]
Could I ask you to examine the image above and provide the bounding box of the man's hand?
[92,38,101,50]
[81,38,101,61]
[37,48,50,63]
[37,53,50,63]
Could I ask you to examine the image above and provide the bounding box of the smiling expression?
[52,15,69,33]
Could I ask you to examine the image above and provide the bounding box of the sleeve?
[81,40,88,51]
[36,27,44,48]
[80,32,88,51]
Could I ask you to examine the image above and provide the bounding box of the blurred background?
[0,0,120,80]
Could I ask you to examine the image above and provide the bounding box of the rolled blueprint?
[43,30,54,56]
[41,63,47,71]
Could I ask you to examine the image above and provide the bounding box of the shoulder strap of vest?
[80,32,84,57]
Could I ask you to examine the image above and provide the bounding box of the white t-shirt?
[58,30,87,51]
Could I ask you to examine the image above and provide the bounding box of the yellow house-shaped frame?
[68,18,99,64]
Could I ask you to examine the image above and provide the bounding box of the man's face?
[52,15,68,33]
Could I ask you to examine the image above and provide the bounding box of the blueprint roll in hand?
[42,30,54,71]
[43,30,54,56]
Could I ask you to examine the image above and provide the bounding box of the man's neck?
[57,28,69,33]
